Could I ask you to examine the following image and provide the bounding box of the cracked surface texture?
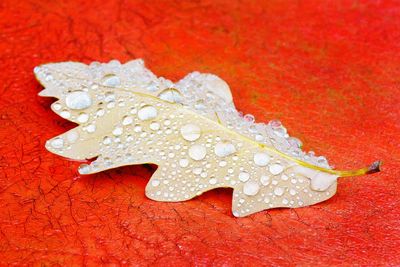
[0,0,399,265]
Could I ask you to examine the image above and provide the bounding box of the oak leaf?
[34,59,380,217]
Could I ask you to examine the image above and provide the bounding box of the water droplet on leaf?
[102,74,121,87]
[253,153,270,166]
[180,124,201,141]
[65,91,92,110]
[138,105,157,121]
[243,181,260,196]
[214,142,236,157]
[188,144,207,161]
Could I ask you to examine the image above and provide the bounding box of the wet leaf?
[35,60,380,217]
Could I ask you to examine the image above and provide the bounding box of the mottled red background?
[0,0,399,266]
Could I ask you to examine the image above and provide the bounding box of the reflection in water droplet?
[243,181,260,196]
[50,138,64,149]
[180,124,201,141]
[209,177,217,185]
[113,127,123,136]
[214,142,236,157]
[219,161,227,167]
[95,108,105,117]
[253,153,270,166]
[260,175,270,185]
[270,120,282,128]
[274,187,284,196]
[151,180,160,187]
[122,116,133,126]
[102,74,121,87]
[289,189,297,196]
[103,136,112,145]
[238,172,250,182]
[77,113,89,123]
[269,164,283,175]
[138,105,157,121]
[317,156,328,166]
[65,91,92,110]
[179,158,189,168]
[60,110,71,119]
[52,103,62,111]
[188,144,207,161]
[86,124,96,133]
[150,122,160,131]
[158,88,183,103]
[243,114,255,123]
[288,137,302,148]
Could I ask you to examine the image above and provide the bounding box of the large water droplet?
[102,74,121,87]
[158,88,183,103]
[238,171,250,182]
[269,163,283,175]
[253,153,270,166]
[180,124,201,141]
[214,142,236,157]
[243,181,260,196]
[65,91,92,110]
[188,144,207,161]
[138,105,157,121]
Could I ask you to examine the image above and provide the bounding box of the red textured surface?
[0,0,399,265]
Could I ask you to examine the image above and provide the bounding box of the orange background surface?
[1,0,399,265]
